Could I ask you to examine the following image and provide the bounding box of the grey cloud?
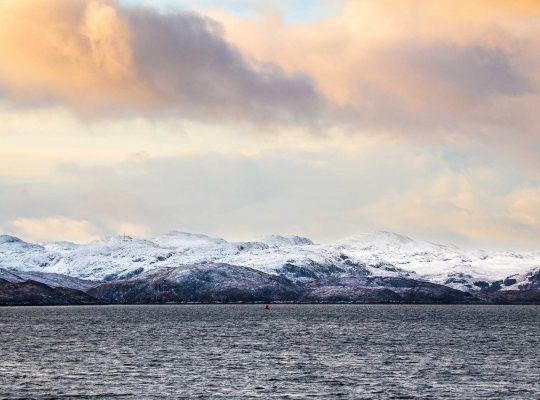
[411,44,532,96]
[1,0,539,144]
[338,40,540,140]
[127,8,325,125]
[0,1,326,126]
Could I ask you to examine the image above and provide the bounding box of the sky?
[1,0,540,249]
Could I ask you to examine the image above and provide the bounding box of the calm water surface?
[0,305,538,399]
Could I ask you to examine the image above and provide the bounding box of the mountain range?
[0,231,539,305]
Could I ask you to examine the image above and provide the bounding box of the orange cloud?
[211,0,540,136]
[6,216,101,243]
[0,0,323,123]
[0,0,539,138]
[0,0,153,112]
[214,0,540,101]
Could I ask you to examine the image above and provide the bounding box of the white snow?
[0,231,538,291]
[330,231,540,290]
[261,235,314,247]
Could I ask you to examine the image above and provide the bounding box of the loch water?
[0,304,538,399]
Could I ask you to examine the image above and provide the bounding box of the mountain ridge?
[1,231,539,305]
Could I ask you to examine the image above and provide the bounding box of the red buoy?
[264,304,270,310]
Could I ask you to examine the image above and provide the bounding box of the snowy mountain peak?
[152,231,228,248]
[41,241,81,252]
[261,235,314,247]
[339,231,455,252]
[1,229,538,294]
[91,235,157,247]
[343,231,414,245]
[163,231,217,240]
[0,235,24,244]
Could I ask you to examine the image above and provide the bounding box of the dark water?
[0,305,538,399]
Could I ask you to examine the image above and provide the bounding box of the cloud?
[360,182,520,248]
[0,0,324,124]
[2,0,538,138]
[212,0,540,137]
[2,140,540,248]
[2,0,540,248]
[408,44,531,97]
[0,1,146,111]
[5,216,101,243]
[509,187,540,229]
[108,221,149,236]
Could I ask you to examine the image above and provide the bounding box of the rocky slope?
[0,279,100,306]
[0,268,97,291]
[88,263,301,304]
[87,262,479,304]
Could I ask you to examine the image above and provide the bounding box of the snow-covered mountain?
[332,232,540,291]
[0,231,539,294]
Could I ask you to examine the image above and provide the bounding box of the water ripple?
[0,305,538,399]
